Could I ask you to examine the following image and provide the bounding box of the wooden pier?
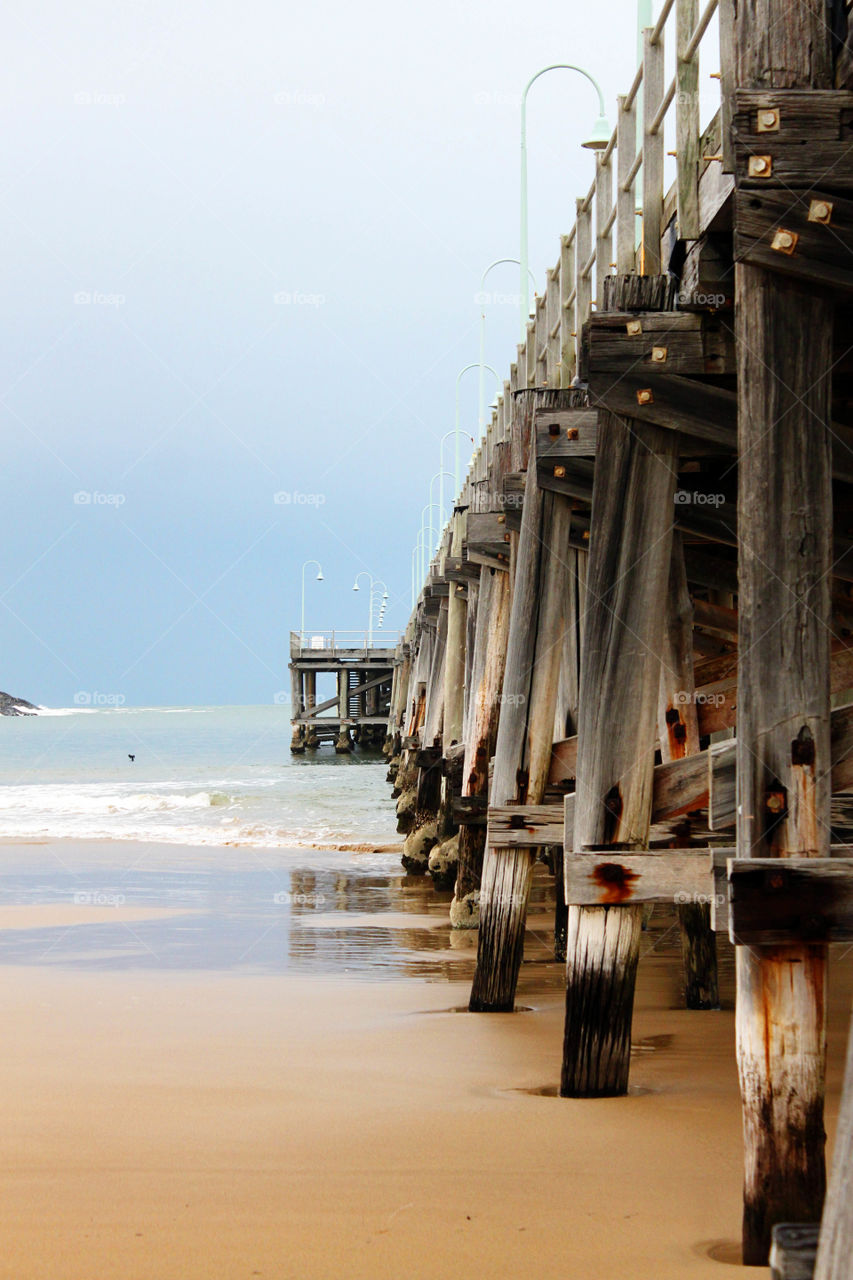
[383,0,853,1269]
[288,631,397,753]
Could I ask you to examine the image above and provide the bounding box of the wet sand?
[0,839,850,1278]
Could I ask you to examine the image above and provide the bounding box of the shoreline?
[0,840,849,1276]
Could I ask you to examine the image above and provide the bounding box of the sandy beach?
[0,839,848,1278]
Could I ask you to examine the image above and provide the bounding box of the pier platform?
[288,630,399,752]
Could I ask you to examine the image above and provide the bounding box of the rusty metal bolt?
[757,108,780,133]
[651,346,668,363]
[808,199,833,225]
[626,319,642,336]
[771,228,798,255]
[748,155,772,178]
[567,427,579,440]
[637,388,654,405]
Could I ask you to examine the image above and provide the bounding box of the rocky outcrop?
[0,692,38,716]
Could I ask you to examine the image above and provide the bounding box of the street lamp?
[454,363,499,494]
[520,64,610,337]
[411,537,426,608]
[419,502,441,583]
[478,258,538,431]
[300,560,323,647]
[429,469,454,549]
[353,573,389,647]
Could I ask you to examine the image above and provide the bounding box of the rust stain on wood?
[591,861,640,904]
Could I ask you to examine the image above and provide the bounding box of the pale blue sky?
[1,1,649,705]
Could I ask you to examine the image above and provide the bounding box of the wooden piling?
[658,531,719,1010]
[560,411,677,1095]
[470,389,574,1011]
[733,0,833,1260]
[452,564,511,925]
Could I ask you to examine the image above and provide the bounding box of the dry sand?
[0,854,850,1278]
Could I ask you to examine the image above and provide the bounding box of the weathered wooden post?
[814,1009,853,1280]
[732,0,834,1261]
[469,388,575,1010]
[658,531,719,1009]
[451,563,511,927]
[430,515,468,888]
[334,670,352,753]
[290,662,305,753]
[402,602,447,874]
[560,411,678,1094]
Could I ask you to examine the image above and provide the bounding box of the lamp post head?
[352,581,359,591]
[316,570,324,581]
[582,113,611,150]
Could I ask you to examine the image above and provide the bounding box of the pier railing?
[423,0,725,577]
[290,629,402,654]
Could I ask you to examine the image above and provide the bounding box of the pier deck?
[382,1,853,1271]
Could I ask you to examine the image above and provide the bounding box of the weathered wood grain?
[564,849,711,906]
[728,857,853,944]
[815,1016,853,1278]
[735,188,853,294]
[561,410,678,1097]
[733,4,835,1263]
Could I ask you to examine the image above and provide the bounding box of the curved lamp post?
[429,469,454,551]
[300,560,323,647]
[520,64,610,337]
[353,572,389,647]
[478,258,538,431]
[455,363,499,494]
[419,502,441,584]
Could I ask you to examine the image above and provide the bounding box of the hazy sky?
[2,1,656,706]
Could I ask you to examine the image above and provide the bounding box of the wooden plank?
[583,310,735,377]
[616,94,637,274]
[727,858,853,945]
[642,26,665,276]
[559,233,577,386]
[732,90,853,191]
[564,849,712,907]
[676,0,700,240]
[587,371,736,449]
[548,734,578,785]
[596,150,613,308]
[576,197,593,367]
[487,804,564,848]
[735,188,853,294]
[535,409,599,461]
[709,741,737,830]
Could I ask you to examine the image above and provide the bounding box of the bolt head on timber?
[808,200,833,225]
[771,229,798,255]
[748,154,772,178]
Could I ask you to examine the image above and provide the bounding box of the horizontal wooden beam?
[486,804,564,848]
[564,848,719,907]
[582,311,735,379]
[733,90,853,191]
[735,187,853,295]
[727,857,853,945]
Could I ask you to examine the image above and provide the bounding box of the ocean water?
[0,704,398,849]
